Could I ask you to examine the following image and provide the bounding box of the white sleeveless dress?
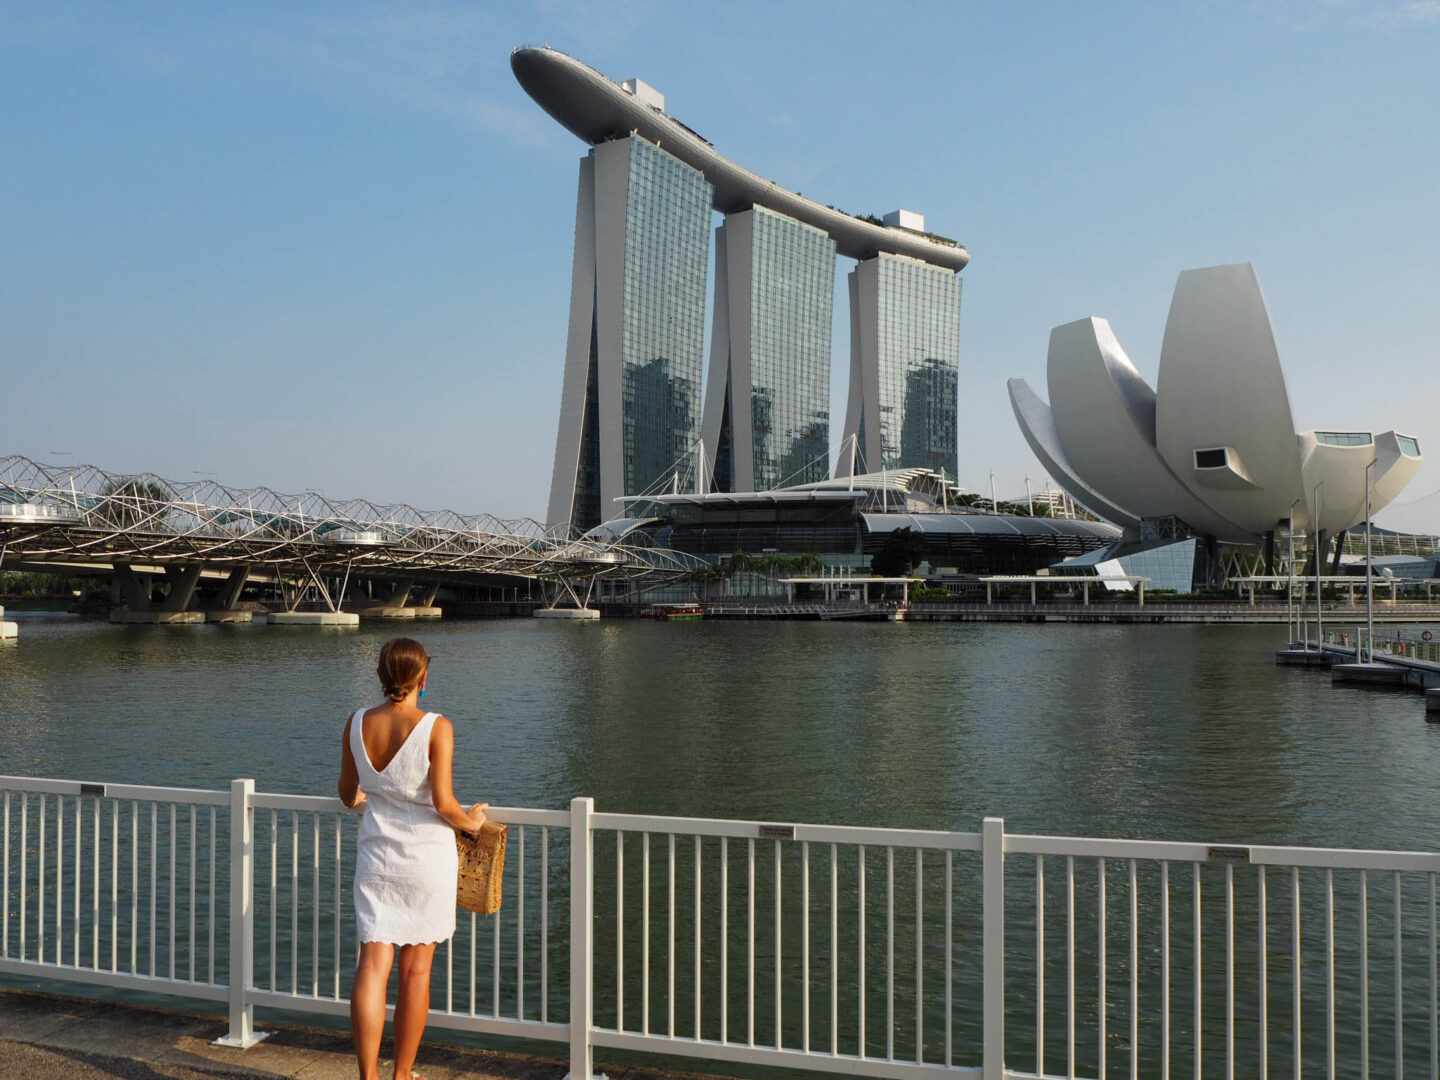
[350,709,458,945]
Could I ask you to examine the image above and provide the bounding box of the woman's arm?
[338,715,365,809]
[429,716,487,833]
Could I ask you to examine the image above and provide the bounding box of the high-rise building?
[701,207,836,493]
[839,247,963,479]
[546,136,713,530]
[513,46,968,533]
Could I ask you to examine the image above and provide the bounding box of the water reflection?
[1,617,1437,851]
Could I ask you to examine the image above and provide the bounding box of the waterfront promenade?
[0,987,715,1080]
[6,776,1440,1079]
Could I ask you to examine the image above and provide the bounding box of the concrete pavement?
[0,989,726,1080]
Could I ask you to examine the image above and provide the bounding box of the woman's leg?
[392,941,438,1080]
[351,941,395,1080]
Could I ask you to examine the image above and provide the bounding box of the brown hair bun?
[377,637,429,703]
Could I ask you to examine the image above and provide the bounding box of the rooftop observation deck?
[511,46,970,272]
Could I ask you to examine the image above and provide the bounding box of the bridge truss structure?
[0,456,703,601]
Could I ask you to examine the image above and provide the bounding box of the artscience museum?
[1008,264,1423,591]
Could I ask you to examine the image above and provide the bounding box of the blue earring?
[419,687,426,699]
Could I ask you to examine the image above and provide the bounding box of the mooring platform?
[108,610,206,625]
[1275,646,1332,667]
[1332,662,1408,687]
[265,611,360,626]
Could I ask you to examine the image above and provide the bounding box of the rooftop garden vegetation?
[821,206,961,249]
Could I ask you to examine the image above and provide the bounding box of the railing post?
[567,797,600,1080]
[982,816,1005,1080]
[216,778,267,1047]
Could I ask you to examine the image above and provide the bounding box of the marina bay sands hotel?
[512,47,969,532]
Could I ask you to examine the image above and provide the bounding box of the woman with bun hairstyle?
[338,637,488,1080]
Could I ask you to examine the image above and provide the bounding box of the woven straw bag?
[456,821,507,915]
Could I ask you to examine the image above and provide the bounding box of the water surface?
[2,617,1434,850]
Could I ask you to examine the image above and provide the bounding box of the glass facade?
[1315,431,1373,447]
[873,255,961,475]
[619,138,713,499]
[746,207,835,490]
[1114,538,1201,592]
[1052,538,1207,594]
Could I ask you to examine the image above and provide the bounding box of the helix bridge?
[0,456,702,612]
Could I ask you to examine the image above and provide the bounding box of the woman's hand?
[465,802,489,834]
[346,790,368,813]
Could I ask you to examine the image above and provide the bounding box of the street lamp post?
[1287,499,1302,644]
[1313,481,1325,649]
[1365,458,1377,662]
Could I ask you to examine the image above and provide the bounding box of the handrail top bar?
[0,775,229,806]
[593,811,984,850]
[3,773,1437,871]
[248,790,571,826]
[1008,831,1440,871]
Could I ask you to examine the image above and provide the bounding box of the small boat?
[653,603,704,621]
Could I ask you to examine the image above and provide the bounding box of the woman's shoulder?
[427,713,453,741]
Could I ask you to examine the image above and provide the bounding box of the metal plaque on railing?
[757,823,795,840]
[1207,844,1251,863]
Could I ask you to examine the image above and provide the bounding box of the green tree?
[871,528,927,577]
[98,479,170,530]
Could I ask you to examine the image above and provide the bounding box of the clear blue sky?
[4,1,1437,524]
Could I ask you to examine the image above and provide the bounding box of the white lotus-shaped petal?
[1010,264,1422,543]
[1006,376,1140,528]
[1045,316,1247,540]
[1155,265,1305,535]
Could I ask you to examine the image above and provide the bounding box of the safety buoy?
[1423,630,1434,642]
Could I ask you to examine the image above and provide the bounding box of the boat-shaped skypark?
[511,47,969,270]
[513,46,968,533]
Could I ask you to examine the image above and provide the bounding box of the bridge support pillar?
[381,579,415,607]
[357,578,429,619]
[216,567,249,610]
[161,565,202,612]
[207,568,254,622]
[113,563,150,610]
[108,562,205,624]
[413,583,441,618]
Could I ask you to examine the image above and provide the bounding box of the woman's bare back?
[358,703,429,773]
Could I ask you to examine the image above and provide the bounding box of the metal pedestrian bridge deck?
[0,455,702,592]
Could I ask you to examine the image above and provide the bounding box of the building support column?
[1330,530,1347,575]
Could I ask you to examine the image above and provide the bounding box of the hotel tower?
[512,47,969,533]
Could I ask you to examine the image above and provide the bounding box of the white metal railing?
[4,774,1440,1079]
